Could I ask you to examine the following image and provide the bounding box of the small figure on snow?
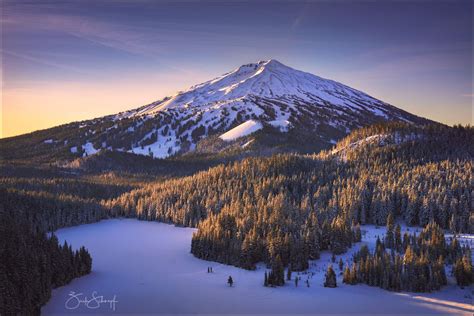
[227,275,234,287]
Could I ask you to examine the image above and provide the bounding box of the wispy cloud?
[2,10,198,75]
[290,0,312,32]
[4,13,160,55]
[2,49,87,74]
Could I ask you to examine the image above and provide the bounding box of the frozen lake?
[42,219,472,315]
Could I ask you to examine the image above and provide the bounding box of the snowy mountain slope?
[0,59,431,161]
[126,60,399,117]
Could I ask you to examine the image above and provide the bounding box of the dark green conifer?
[324,265,337,288]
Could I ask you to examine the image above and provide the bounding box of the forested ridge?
[1,123,472,314]
[108,124,472,273]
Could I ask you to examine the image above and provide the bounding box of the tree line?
[0,198,92,315]
[343,218,472,291]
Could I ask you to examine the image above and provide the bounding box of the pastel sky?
[1,0,472,138]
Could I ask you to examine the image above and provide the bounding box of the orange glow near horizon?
[2,85,158,138]
[1,76,207,138]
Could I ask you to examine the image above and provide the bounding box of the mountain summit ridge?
[127,59,387,118]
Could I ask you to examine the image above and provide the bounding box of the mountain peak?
[263,58,284,66]
[258,58,283,66]
[107,59,428,158]
[135,59,338,114]
[234,59,286,74]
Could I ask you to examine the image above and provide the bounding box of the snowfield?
[268,119,291,131]
[82,142,99,157]
[219,120,263,141]
[42,219,472,315]
[129,129,180,158]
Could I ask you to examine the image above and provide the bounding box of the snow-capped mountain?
[1,59,431,161]
[127,59,401,119]
[115,59,427,157]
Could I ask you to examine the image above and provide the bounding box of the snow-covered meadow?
[42,219,472,315]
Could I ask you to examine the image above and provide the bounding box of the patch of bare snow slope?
[371,107,389,118]
[219,120,263,141]
[242,139,255,149]
[82,142,99,157]
[130,129,180,159]
[268,119,291,131]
